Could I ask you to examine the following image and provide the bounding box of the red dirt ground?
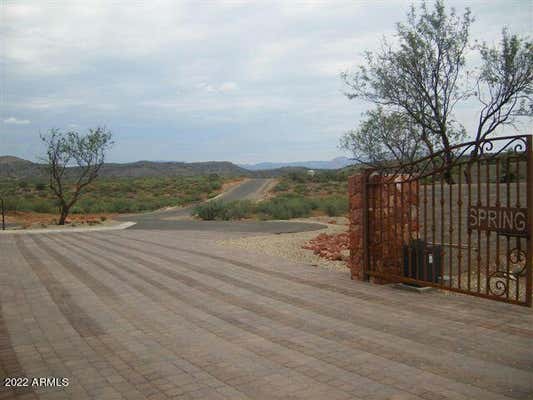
[4,211,117,228]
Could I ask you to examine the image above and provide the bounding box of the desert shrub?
[193,201,227,220]
[13,198,56,213]
[34,182,47,191]
[71,197,107,213]
[256,203,290,219]
[256,195,313,220]
[317,196,348,216]
[181,193,202,203]
[287,171,308,183]
[107,199,139,213]
[220,200,254,220]
[312,170,338,182]
[272,181,289,192]
[183,193,347,221]
[294,183,309,195]
[208,182,222,191]
[33,200,57,214]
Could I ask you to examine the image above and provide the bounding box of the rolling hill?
[0,156,251,179]
[0,156,46,179]
[0,155,353,180]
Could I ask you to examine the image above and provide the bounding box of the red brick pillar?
[349,172,421,283]
[348,172,367,280]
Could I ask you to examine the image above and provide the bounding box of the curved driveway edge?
[0,221,136,235]
[121,219,327,234]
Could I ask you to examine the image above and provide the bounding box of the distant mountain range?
[239,157,353,171]
[0,156,250,179]
[0,155,354,179]
[0,156,46,179]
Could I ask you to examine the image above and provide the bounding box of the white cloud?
[1,0,530,163]
[3,117,31,125]
[1,1,204,76]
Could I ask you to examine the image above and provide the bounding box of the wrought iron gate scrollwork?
[363,135,532,306]
[488,247,527,298]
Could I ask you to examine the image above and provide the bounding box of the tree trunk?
[463,159,474,184]
[437,124,456,184]
[58,206,69,225]
[443,152,455,185]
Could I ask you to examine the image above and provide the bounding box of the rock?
[301,232,350,261]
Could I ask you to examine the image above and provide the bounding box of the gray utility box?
[402,239,442,284]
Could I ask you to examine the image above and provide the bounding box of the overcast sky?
[1,0,531,164]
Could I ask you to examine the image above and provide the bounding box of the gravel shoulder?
[0,220,134,234]
[217,216,349,271]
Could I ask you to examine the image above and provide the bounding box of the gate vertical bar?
[526,135,532,307]
[1,198,5,231]
[486,156,491,295]
[362,169,370,281]
[457,164,462,290]
[515,155,521,302]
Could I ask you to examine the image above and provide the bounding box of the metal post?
[526,135,532,307]
[1,198,4,231]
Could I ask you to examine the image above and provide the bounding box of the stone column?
[348,173,366,280]
[348,172,420,283]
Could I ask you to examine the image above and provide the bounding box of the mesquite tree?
[474,30,533,154]
[41,127,113,225]
[341,0,532,180]
[339,107,427,168]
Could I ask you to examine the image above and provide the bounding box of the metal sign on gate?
[468,206,528,236]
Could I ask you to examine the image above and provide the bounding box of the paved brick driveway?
[1,230,532,400]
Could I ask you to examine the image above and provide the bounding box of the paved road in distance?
[118,178,326,233]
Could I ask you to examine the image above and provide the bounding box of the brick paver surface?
[1,229,532,400]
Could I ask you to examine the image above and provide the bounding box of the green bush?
[256,195,313,220]
[317,196,348,217]
[31,200,57,214]
[272,181,289,192]
[221,201,254,220]
[0,175,231,215]
[192,194,348,221]
[107,199,139,213]
[208,181,222,191]
[294,183,309,195]
[287,171,308,183]
[193,201,227,220]
[35,183,47,191]
[11,198,57,213]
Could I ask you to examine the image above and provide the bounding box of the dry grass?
[4,211,117,229]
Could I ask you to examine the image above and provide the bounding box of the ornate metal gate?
[363,135,532,306]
